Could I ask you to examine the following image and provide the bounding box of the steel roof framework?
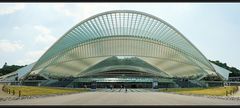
[28,10,217,80]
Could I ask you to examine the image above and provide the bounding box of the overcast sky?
[0,3,239,69]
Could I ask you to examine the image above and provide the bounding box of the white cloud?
[34,25,51,34]
[16,47,48,65]
[53,4,75,17]
[34,25,57,45]
[13,26,20,30]
[0,39,24,53]
[0,4,25,15]
[52,3,120,22]
[13,25,56,65]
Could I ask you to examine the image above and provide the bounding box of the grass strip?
[3,85,89,96]
[160,86,238,96]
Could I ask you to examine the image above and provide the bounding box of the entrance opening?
[131,84,137,88]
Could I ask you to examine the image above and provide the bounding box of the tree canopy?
[209,60,240,77]
[0,62,26,76]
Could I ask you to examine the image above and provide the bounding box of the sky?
[0,3,239,69]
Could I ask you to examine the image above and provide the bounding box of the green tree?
[0,62,26,76]
[209,60,240,77]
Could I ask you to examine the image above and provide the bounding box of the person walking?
[120,85,122,92]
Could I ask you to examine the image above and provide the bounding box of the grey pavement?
[95,88,154,92]
[0,89,240,105]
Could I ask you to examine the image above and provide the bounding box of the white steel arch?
[27,10,217,80]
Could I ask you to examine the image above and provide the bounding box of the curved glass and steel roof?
[28,10,218,80]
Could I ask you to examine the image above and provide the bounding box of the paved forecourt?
[95,88,155,92]
[0,89,240,105]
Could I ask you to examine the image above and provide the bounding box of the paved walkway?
[95,88,156,92]
[0,90,240,105]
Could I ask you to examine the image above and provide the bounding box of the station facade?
[0,10,231,88]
